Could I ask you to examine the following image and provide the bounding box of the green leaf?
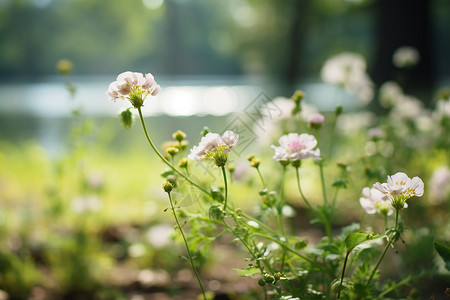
[234,266,261,277]
[345,232,383,253]
[434,241,450,271]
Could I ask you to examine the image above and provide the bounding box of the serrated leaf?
[434,241,450,271]
[345,232,383,253]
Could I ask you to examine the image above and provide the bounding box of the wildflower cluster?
[104,67,449,300]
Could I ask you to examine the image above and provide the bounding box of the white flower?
[359,187,393,215]
[271,133,321,162]
[429,166,450,205]
[188,130,238,166]
[379,81,403,108]
[373,172,424,210]
[106,71,161,108]
[71,195,102,214]
[392,46,420,68]
[321,52,374,104]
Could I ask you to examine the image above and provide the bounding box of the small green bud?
[210,186,224,202]
[250,158,260,168]
[274,272,282,281]
[291,90,304,103]
[264,274,275,284]
[166,147,179,157]
[247,154,255,161]
[120,108,133,129]
[291,160,301,168]
[162,181,173,193]
[235,208,243,215]
[227,164,235,174]
[172,130,186,142]
[335,105,343,116]
[279,160,290,167]
[166,175,177,188]
[257,279,266,287]
[208,205,224,221]
[201,126,210,137]
[56,59,73,75]
[178,158,188,169]
[294,239,308,250]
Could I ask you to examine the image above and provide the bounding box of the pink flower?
[106,71,161,108]
[271,133,321,162]
[188,131,238,166]
[307,113,325,129]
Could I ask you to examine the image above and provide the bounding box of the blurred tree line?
[0,0,449,95]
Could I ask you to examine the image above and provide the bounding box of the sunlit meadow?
[1,45,449,300]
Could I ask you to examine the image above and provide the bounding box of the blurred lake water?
[0,75,355,156]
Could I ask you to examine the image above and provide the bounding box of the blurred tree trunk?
[164,0,184,74]
[372,0,433,104]
[283,0,310,90]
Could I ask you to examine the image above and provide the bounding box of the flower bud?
[307,113,325,129]
[227,164,235,174]
[335,105,343,116]
[257,279,266,287]
[291,160,301,168]
[166,147,179,157]
[279,160,290,167]
[172,130,186,142]
[166,175,177,188]
[162,181,173,193]
[120,108,133,129]
[291,90,304,104]
[208,205,224,221]
[210,186,224,202]
[250,158,260,168]
[247,154,255,161]
[178,158,188,169]
[56,59,73,75]
[201,126,210,137]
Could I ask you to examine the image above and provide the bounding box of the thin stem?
[167,192,206,299]
[280,165,286,202]
[137,108,211,197]
[367,209,399,286]
[319,161,328,205]
[256,167,267,189]
[295,167,313,210]
[221,165,229,210]
[332,186,340,208]
[296,167,332,241]
[337,252,350,300]
[223,220,269,300]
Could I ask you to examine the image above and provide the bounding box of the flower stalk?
[165,188,206,300]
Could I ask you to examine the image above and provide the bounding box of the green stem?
[337,251,350,299]
[256,167,266,189]
[280,165,286,202]
[295,167,313,210]
[223,220,269,300]
[319,161,328,205]
[167,192,206,300]
[367,209,399,286]
[332,186,340,208]
[221,165,229,210]
[137,108,211,197]
[296,166,332,241]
